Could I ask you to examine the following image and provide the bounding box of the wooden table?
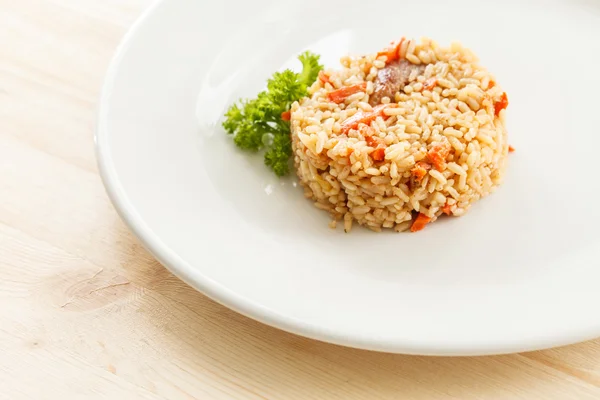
[2,1,600,398]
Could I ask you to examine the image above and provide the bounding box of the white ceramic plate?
[97,0,600,355]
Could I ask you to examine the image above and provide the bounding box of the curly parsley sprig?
[222,52,323,176]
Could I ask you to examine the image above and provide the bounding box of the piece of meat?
[369,59,425,106]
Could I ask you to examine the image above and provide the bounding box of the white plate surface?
[97,0,600,355]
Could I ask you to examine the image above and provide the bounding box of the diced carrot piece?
[340,104,395,134]
[494,92,509,116]
[442,203,452,215]
[363,61,372,74]
[410,213,432,232]
[362,126,385,152]
[359,125,375,136]
[488,80,496,89]
[280,111,291,121]
[328,83,368,104]
[427,141,451,171]
[371,147,386,162]
[318,70,331,85]
[377,45,398,63]
[365,135,382,147]
[423,78,438,91]
[410,161,432,181]
[508,145,515,153]
[346,148,354,163]
[377,38,405,64]
[397,37,405,59]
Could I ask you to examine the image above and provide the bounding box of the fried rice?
[290,37,509,232]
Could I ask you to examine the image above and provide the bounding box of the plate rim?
[95,0,600,355]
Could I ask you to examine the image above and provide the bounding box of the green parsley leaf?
[264,133,292,177]
[222,51,323,176]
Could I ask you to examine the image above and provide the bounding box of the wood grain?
[1,1,600,399]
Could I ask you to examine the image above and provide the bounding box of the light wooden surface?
[1,1,600,399]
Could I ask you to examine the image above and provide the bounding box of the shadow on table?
[114,223,600,399]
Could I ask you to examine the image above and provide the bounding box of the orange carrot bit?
[488,80,496,89]
[328,83,368,104]
[341,103,396,134]
[376,38,405,64]
[280,111,291,121]
[371,147,386,162]
[359,125,375,136]
[361,125,384,152]
[410,161,432,182]
[494,92,509,116]
[422,78,438,91]
[441,203,452,215]
[427,141,452,171]
[365,135,382,147]
[410,213,432,232]
[318,70,331,85]
[377,44,398,63]
[508,145,515,153]
[346,148,354,163]
[363,61,373,74]
[397,37,406,59]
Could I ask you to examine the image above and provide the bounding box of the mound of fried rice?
[290,37,509,232]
